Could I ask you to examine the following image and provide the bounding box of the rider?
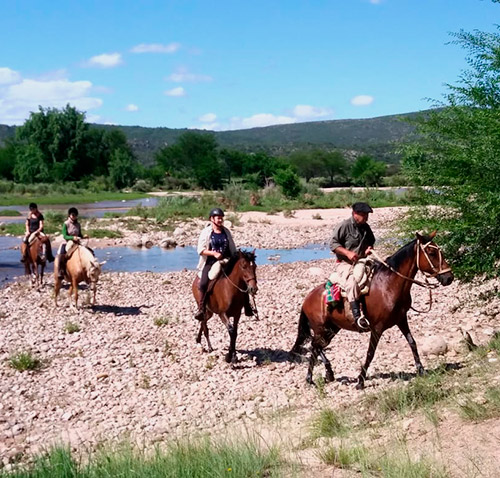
[329,202,375,330]
[21,202,54,263]
[194,207,255,321]
[55,207,88,279]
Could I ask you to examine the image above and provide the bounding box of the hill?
[0,110,423,167]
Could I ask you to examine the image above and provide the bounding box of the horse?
[192,249,258,363]
[54,244,102,308]
[21,235,52,288]
[291,232,454,389]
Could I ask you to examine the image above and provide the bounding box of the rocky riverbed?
[0,206,499,474]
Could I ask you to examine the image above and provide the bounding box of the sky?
[0,0,498,131]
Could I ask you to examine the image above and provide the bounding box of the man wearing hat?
[329,202,375,329]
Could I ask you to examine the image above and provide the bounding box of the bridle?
[222,257,257,294]
[370,239,451,313]
[416,240,452,278]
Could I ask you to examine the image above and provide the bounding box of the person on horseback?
[329,202,375,330]
[194,207,254,321]
[21,202,54,263]
[55,207,88,279]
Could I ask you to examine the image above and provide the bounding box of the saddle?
[325,258,376,302]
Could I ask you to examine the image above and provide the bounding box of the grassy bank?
[1,436,286,478]
[0,191,147,207]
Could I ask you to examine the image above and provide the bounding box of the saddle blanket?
[324,281,341,304]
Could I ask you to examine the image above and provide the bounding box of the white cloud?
[229,113,296,130]
[292,104,332,119]
[125,103,139,112]
[0,74,102,125]
[167,67,212,83]
[350,95,374,106]
[131,42,180,54]
[164,86,186,97]
[199,113,217,123]
[86,53,123,68]
[0,67,21,85]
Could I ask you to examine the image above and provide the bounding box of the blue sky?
[0,0,497,130]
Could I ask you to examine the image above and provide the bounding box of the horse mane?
[223,249,256,275]
[74,246,101,277]
[376,234,434,272]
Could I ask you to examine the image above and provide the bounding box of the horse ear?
[415,232,423,241]
[429,230,437,239]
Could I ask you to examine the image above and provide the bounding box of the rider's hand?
[365,246,373,255]
[73,236,80,242]
[348,251,359,262]
[213,251,223,260]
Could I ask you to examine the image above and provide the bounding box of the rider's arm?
[62,223,73,241]
[37,219,44,234]
[25,219,30,235]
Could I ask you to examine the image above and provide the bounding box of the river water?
[0,237,331,285]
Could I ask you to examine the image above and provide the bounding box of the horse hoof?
[355,382,365,390]
[325,372,335,383]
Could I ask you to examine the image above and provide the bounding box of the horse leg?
[54,276,62,306]
[356,331,381,390]
[91,281,97,306]
[397,315,424,376]
[72,278,79,309]
[318,328,339,383]
[224,313,240,364]
[196,318,214,353]
[306,345,320,385]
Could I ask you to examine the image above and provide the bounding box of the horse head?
[237,249,258,294]
[415,231,454,286]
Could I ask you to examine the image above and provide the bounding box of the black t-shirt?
[27,213,44,234]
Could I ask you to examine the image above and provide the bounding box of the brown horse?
[54,244,102,308]
[291,232,454,389]
[21,235,52,288]
[192,250,258,363]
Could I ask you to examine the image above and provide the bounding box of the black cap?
[352,202,373,213]
[209,207,224,218]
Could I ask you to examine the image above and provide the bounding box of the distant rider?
[21,202,54,263]
[55,207,88,279]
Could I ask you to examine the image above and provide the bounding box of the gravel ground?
[0,206,498,472]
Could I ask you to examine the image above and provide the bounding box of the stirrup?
[356,316,370,331]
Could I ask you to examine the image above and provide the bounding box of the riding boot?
[46,241,55,263]
[350,300,370,330]
[194,293,207,321]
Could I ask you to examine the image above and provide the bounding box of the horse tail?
[290,308,311,355]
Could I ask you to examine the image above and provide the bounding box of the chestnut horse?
[21,235,52,288]
[192,250,258,363]
[291,232,454,389]
[54,244,102,308]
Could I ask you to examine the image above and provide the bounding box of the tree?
[350,155,386,186]
[402,14,500,279]
[15,104,89,181]
[274,166,302,198]
[0,140,16,180]
[320,150,347,185]
[288,150,324,182]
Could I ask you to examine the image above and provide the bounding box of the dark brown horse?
[192,249,258,363]
[291,232,454,389]
[21,235,52,288]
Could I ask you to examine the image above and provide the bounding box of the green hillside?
[0,110,423,167]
